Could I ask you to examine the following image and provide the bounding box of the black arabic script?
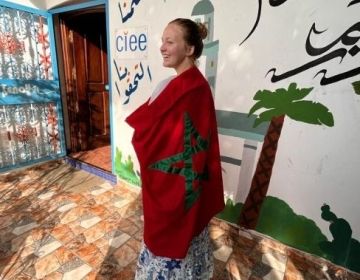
[267,21,360,85]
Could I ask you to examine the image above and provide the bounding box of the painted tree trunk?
[238,115,285,229]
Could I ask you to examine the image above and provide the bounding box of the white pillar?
[234,139,258,203]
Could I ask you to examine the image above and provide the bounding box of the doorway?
[57,6,111,172]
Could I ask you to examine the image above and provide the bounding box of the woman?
[126,18,224,279]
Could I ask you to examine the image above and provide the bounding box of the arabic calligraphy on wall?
[267,22,360,86]
[113,60,151,105]
[113,26,151,105]
[118,0,141,23]
[240,0,360,86]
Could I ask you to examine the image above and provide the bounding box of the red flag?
[126,66,224,258]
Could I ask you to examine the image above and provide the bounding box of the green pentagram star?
[148,112,209,211]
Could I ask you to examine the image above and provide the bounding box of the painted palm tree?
[239,82,334,229]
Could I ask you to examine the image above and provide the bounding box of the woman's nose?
[160,43,166,52]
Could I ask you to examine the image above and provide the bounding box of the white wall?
[108,0,360,242]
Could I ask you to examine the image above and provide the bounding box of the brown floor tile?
[34,252,61,279]
[126,237,142,253]
[42,270,63,280]
[88,204,111,219]
[67,220,87,236]
[112,244,138,268]
[50,224,76,245]
[54,247,78,266]
[82,224,106,244]
[116,218,140,236]
[110,264,136,280]
[76,243,104,268]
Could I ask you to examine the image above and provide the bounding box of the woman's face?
[160,23,194,74]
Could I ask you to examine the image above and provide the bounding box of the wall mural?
[114,147,140,186]
[113,60,152,104]
[254,197,360,273]
[191,0,219,94]
[239,83,334,229]
[114,1,146,184]
[319,204,360,272]
[242,0,360,87]
[113,19,151,105]
[353,80,360,94]
[111,0,360,273]
[118,0,141,23]
[186,0,360,273]
[231,0,360,273]
[267,21,360,86]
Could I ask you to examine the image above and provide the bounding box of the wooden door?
[60,11,109,152]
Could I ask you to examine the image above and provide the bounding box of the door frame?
[50,0,114,174]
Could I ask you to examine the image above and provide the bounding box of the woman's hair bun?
[197,22,208,40]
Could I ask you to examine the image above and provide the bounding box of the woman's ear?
[186,45,195,57]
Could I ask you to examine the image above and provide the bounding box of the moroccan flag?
[126,66,224,258]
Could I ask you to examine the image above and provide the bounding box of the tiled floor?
[70,145,112,172]
[1,160,360,280]
[0,160,138,279]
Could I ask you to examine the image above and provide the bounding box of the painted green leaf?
[114,147,141,186]
[352,81,360,95]
[287,101,334,127]
[248,99,267,116]
[254,108,283,127]
[249,83,333,127]
[253,89,273,100]
[288,84,313,100]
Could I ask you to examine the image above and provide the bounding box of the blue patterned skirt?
[135,227,213,280]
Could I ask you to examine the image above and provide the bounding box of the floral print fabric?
[135,227,213,280]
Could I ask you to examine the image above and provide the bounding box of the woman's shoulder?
[149,76,175,104]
